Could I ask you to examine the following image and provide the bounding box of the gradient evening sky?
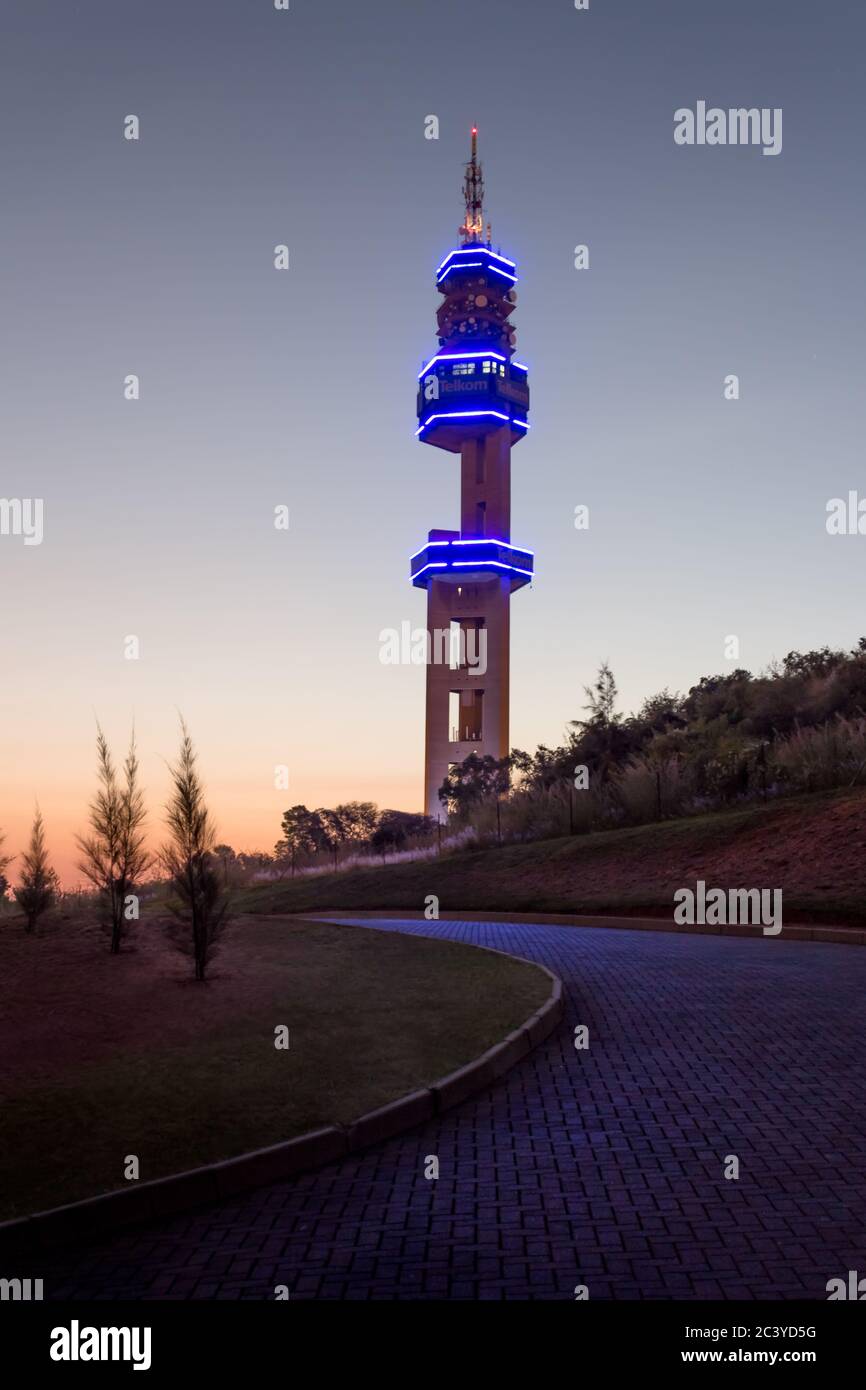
[1,0,864,882]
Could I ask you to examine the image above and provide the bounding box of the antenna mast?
[459,126,485,245]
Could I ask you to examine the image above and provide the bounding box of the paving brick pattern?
[36,919,866,1300]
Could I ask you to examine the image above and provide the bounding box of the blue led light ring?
[409,537,535,559]
[435,246,517,275]
[410,559,534,584]
[437,262,517,286]
[416,409,530,437]
[409,538,535,585]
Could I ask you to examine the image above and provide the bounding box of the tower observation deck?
[411,129,534,818]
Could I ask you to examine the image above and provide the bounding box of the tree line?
[273,804,436,875]
[439,639,866,842]
[206,809,438,886]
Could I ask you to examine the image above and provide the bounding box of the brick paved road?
[37,919,866,1300]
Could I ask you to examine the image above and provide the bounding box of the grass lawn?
[0,912,549,1222]
[236,788,866,927]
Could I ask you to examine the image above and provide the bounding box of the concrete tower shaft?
[460,429,511,542]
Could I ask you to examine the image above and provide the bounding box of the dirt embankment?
[242,789,866,926]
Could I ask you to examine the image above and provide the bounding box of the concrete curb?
[304,907,866,947]
[433,969,561,1110]
[0,952,562,1255]
[346,1090,435,1150]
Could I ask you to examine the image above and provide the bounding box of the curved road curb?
[0,951,562,1256]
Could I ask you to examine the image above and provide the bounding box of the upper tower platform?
[416,128,530,454]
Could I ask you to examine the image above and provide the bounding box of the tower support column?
[423,570,511,820]
[460,427,511,542]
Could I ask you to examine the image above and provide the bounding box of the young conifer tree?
[162,719,229,981]
[0,827,14,905]
[15,808,59,931]
[77,726,151,953]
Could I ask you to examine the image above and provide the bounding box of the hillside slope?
[240,788,866,926]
